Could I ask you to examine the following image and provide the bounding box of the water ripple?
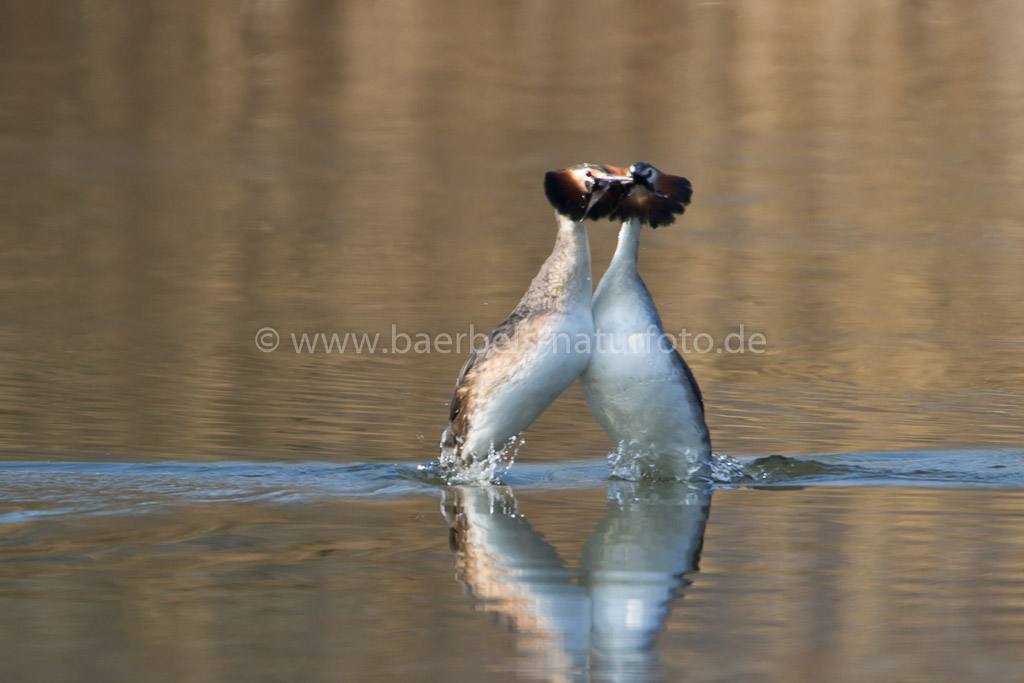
[0,448,1022,523]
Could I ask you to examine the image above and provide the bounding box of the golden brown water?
[1,1,1024,681]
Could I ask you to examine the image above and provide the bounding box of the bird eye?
[632,164,655,183]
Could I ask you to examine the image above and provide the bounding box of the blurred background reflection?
[1,0,1022,462]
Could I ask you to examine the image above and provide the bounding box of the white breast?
[462,306,594,459]
[581,265,710,481]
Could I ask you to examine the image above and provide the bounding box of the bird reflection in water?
[441,482,711,681]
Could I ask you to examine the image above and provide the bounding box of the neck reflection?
[442,481,712,681]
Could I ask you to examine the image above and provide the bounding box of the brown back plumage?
[442,309,527,453]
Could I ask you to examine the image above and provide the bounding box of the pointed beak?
[581,168,634,220]
[582,169,632,218]
[595,170,633,185]
[582,184,609,219]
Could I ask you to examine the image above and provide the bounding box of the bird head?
[608,162,693,228]
[543,164,635,222]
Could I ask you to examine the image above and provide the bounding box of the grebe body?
[581,163,712,480]
[440,165,633,471]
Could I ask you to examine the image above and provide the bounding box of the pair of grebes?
[439,163,710,481]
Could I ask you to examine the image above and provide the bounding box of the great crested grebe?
[580,162,712,481]
[439,164,633,473]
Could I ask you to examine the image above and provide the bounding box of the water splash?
[607,441,713,482]
[433,435,524,484]
[709,452,748,484]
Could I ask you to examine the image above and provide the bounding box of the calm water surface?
[2,1,1024,681]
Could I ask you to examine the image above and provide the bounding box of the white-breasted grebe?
[439,164,633,473]
[580,162,712,480]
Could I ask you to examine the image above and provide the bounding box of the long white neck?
[594,218,643,305]
[519,212,593,312]
[609,218,642,274]
[592,217,666,335]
